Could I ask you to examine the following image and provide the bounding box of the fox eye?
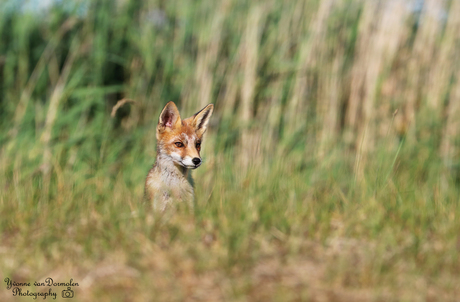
[196,142,201,150]
[175,142,184,148]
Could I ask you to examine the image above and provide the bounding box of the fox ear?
[192,104,214,136]
[158,102,182,132]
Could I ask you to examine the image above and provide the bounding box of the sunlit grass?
[1,0,460,301]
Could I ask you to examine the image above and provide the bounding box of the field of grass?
[1,0,460,301]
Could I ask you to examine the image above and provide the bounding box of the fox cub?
[144,102,214,211]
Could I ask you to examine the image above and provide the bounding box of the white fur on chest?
[145,156,194,211]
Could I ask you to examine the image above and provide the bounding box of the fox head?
[156,102,214,169]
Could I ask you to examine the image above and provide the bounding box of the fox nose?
[192,158,201,165]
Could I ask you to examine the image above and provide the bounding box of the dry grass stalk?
[346,0,376,135]
[195,1,229,109]
[286,0,333,135]
[350,0,408,179]
[40,40,79,195]
[220,63,239,121]
[110,98,138,117]
[441,75,460,166]
[239,5,264,171]
[260,81,282,159]
[318,54,341,158]
[404,0,444,135]
[426,0,456,110]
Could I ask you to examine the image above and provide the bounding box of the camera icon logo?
[62,287,74,298]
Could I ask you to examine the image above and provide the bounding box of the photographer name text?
[4,277,79,300]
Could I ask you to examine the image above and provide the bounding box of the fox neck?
[155,153,189,179]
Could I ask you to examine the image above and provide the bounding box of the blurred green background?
[1,0,459,301]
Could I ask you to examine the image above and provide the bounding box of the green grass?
[1,0,460,301]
